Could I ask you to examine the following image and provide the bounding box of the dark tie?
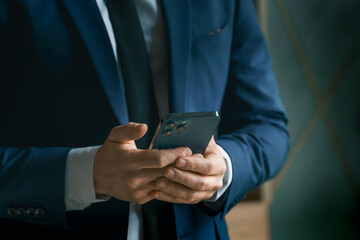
[105,0,176,239]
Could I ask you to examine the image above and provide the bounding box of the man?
[0,0,289,239]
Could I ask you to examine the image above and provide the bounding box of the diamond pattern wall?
[265,0,360,239]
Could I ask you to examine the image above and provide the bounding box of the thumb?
[108,122,148,143]
[208,136,216,147]
[204,136,218,154]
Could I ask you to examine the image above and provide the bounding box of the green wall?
[265,0,360,239]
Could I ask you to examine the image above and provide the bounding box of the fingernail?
[158,180,167,188]
[185,148,192,155]
[177,159,187,167]
[166,169,176,178]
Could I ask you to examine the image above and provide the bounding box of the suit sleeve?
[215,0,289,217]
[0,147,71,227]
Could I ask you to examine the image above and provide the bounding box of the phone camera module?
[163,129,175,137]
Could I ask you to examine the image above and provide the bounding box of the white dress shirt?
[64,0,233,239]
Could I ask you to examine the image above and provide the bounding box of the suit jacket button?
[16,208,26,217]
[26,208,36,219]
[6,207,16,217]
[35,208,46,219]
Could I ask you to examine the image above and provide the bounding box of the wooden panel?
[225,201,270,240]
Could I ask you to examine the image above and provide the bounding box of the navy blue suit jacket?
[0,0,289,239]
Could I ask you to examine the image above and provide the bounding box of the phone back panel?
[150,112,220,154]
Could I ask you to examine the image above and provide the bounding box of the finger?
[149,191,189,204]
[176,154,224,175]
[133,181,157,204]
[164,167,223,191]
[154,178,214,203]
[132,194,154,205]
[122,181,156,205]
[137,168,166,182]
[136,147,192,169]
[108,122,148,143]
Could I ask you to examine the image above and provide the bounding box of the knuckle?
[150,149,160,157]
[177,171,185,181]
[197,180,206,190]
[156,153,167,168]
[186,159,194,169]
[180,148,191,157]
[204,162,214,174]
[126,177,140,190]
[215,181,223,191]
[186,192,196,202]
[183,147,192,156]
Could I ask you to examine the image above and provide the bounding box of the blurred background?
[225,0,360,239]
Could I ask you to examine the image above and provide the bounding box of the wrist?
[93,147,108,196]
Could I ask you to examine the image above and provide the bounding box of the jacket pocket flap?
[192,24,231,55]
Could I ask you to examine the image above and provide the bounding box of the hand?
[93,122,192,204]
[151,137,226,204]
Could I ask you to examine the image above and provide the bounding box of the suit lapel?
[61,0,129,124]
[161,0,192,113]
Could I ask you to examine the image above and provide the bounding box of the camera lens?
[176,124,188,134]
[167,121,178,129]
[163,129,175,137]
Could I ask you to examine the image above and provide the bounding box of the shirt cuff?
[64,146,102,211]
[204,144,233,202]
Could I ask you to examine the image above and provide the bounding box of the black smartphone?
[149,111,220,154]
